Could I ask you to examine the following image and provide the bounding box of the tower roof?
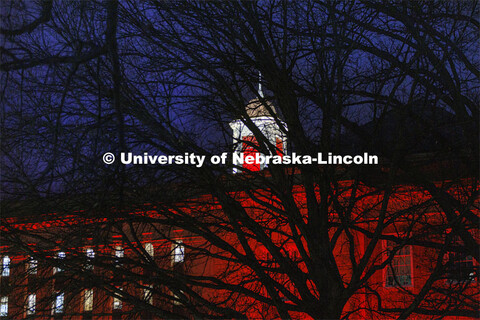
[245,98,276,118]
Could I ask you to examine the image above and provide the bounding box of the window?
[113,287,123,310]
[84,289,93,312]
[85,248,94,270]
[143,284,153,304]
[53,251,65,274]
[385,241,412,287]
[53,292,64,314]
[0,296,8,317]
[114,246,124,266]
[172,241,185,264]
[172,291,183,306]
[446,252,477,283]
[26,294,36,315]
[27,258,38,275]
[1,256,10,277]
[144,243,154,258]
[113,296,122,310]
[241,136,262,171]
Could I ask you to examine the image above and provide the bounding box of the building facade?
[1,99,478,319]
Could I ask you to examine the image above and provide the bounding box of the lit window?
[27,258,38,275]
[53,292,64,314]
[113,288,122,310]
[143,284,153,304]
[1,256,10,277]
[0,296,8,317]
[85,248,94,270]
[84,289,93,312]
[144,243,154,258]
[53,251,66,274]
[172,241,185,264]
[114,246,124,266]
[385,241,412,287]
[446,252,477,283]
[172,291,183,305]
[26,294,36,315]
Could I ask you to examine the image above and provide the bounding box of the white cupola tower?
[229,98,287,173]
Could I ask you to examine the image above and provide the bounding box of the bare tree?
[1,1,478,319]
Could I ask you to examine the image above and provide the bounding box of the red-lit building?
[1,100,478,319]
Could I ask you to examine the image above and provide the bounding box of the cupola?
[229,98,287,173]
